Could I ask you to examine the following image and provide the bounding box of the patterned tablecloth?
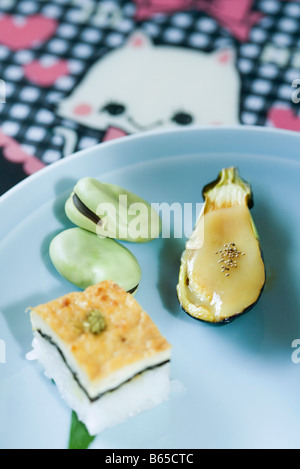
[0,0,299,195]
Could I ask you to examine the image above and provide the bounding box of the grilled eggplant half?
[177,167,265,324]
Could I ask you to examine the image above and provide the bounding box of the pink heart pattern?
[267,107,300,132]
[133,0,263,42]
[0,129,46,176]
[23,59,70,87]
[0,14,57,51]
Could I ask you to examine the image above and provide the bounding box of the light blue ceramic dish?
[1,126,300,449]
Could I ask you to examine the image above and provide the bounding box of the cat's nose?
[101,102,126,116]
[171,112,193,126]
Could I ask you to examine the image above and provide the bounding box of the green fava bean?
[65,177,161,243]
[49,227,141,293]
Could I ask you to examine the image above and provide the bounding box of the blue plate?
[1,126,300,449]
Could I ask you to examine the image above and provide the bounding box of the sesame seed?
[216,242,245,276]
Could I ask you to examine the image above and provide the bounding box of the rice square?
[28,280,171,435]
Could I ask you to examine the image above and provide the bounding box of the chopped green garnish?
[68,411,95,450]
[83,310,106,334]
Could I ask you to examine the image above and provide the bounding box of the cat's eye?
[172,112,193,126]
[101,102,126,116]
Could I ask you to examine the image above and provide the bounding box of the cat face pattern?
[58,32,241,135]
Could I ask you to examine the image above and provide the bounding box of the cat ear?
[213,48,236,65]
[126,31,153,49]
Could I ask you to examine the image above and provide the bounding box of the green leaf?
[68,411,95,450]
